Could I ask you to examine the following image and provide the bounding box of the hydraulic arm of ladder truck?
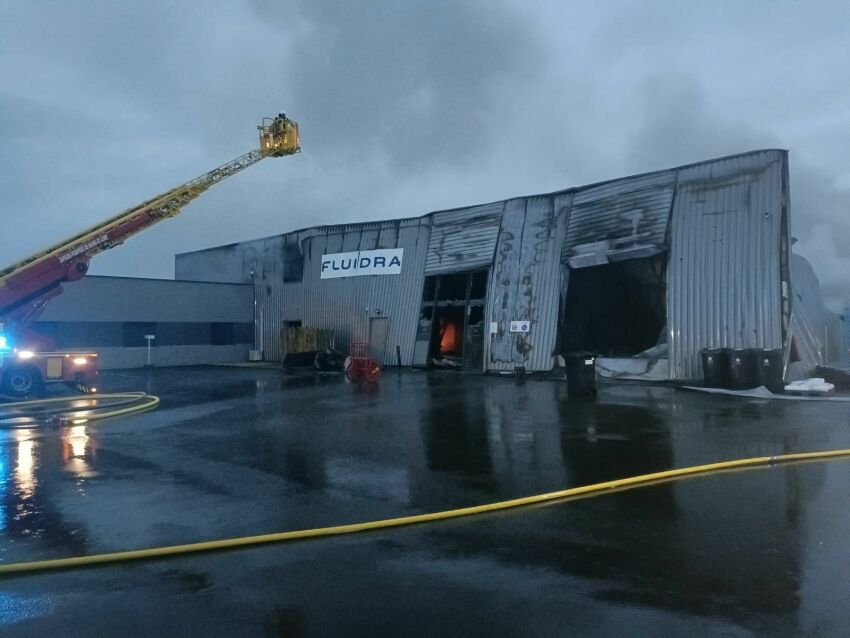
[0,114,300,397]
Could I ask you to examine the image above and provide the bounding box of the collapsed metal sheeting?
[787,253,844,380]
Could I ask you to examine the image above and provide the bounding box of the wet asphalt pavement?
[0,366,848,637]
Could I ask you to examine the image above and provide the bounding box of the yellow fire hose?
[0,392,160,423]
[1,448,847,576]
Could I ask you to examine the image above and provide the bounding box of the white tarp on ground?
[682,384,849,402]
[597,357,669,381]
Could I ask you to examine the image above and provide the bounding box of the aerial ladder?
[0,114,300,396]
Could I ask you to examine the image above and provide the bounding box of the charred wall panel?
[424,202,504,274]
[562,171,676,267]
[487,195,568,372]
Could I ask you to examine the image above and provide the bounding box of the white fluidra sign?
[320,248,404,279]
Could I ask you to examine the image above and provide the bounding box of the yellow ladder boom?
[0,115,300,284]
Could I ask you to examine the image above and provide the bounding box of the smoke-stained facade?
[176,149,838,381]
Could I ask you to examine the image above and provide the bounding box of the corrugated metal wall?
[487,195,569,372]
[281,218,431,365]
[176,149,801,380]
[562,171,676,266]
[786,253,843,380]
[667,150,789,380]
[424,202,504,274]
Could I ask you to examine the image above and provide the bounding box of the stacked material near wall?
[281,327,334,359]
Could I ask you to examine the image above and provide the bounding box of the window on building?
[469,271,487,300]
[34,321,254,348]
[283,243,304,283]
[422,276,437,302]
[36,322,124,348]
[234,323,254,344]
[156,322,211,346]
[123,322,157,347]
[436,273,468,301]
[211,322,236,346]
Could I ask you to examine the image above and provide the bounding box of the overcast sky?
[2,1,849,307]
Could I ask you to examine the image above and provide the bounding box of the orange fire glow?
[439,318,460,353]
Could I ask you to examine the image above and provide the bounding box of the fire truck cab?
[0,327,97,397]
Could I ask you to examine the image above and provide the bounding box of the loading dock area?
[2,366,849,635]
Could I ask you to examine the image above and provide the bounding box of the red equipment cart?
[346,342,381,382]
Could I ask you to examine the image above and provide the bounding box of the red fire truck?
[0,114,300,397]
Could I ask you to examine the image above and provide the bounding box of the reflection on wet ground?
[1,367,849,636]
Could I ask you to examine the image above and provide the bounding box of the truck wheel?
[2,366,43,398]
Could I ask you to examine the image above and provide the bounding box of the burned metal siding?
[667,150,788,380]
[562,171,676,267]
[292,219,430,366]
[424,202,504,274]
[486,194,569,372]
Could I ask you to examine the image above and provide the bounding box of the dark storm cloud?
[622,71,775,171]
[251,0,545,173]
[619,69,850,309]
[0,0,544,277]
[1,0,849,310]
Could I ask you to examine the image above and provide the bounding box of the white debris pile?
[784,378,835,395]
[596,357,669,381]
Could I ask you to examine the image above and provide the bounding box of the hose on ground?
[0,448,847,576]
[0,392,159,424]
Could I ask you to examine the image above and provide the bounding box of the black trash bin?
[701,348,730,388]
[565,352,596,397]
[729,348,759,389]
[756,349,785,393]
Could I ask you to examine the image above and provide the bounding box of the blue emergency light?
[0,335,7,350]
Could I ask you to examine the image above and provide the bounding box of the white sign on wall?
[510,320,530,333]
[321,248,404,279]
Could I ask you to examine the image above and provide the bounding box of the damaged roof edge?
[178,148,789,257]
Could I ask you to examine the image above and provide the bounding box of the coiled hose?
[0,392,159,425]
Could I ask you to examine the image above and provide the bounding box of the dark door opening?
[415,270,488,371]
[559,254,666,357]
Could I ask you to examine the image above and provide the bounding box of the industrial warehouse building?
[34,276,253,369]
[175,149,842,382]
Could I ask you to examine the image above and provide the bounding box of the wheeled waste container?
[565,352,596,397]
[756,349,785,393]
[700,348,730,388]
[729,348,759,389]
